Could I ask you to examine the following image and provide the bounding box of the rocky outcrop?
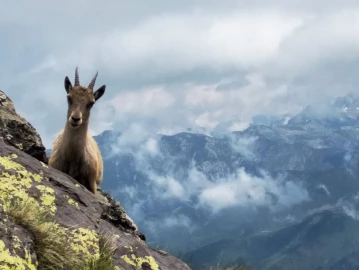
[0,90,191,270]
[0,90,47,164]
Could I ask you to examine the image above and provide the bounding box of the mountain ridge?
[94,93,359,269]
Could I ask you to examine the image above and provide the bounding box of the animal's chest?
[64,155,91,183]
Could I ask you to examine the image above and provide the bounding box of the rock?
[0,94,191,269]
[0,90,47,164]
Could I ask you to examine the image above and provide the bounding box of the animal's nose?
[71,116,81,122]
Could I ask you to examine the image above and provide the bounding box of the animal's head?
[64,67,106,129]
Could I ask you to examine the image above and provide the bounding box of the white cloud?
[150,175,186,200]
[229,134,258,160]
[119,145,310,213]
[340,202,359,220]
[193,112,220,130]
[185,86,225,108]
[197,168,309,212]
[162,214,193,228]
[143,213,196,237]
[264,9,359,78]
[1,1,359,150]
[59,10,301,77]
[115,123,151,149]
[318,184,331,196]
[110,87,175,114]
[143,138,159,156]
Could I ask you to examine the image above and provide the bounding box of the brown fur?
[48,67,106,195]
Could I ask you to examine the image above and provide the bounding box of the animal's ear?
[94,85,106,101]
[64,76,72,93]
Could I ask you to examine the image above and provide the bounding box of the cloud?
[143,214,196,239]
[150,175,186,200]
[113,133,310,213]
[197,168,309,212]
[228,134,258,160]
[1,1,359,150]
[162,214,193,228]
[110,87,175,115]
[317,184,331,196]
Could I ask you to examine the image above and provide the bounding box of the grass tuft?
[6,197,120,270]
[7,197,77,269]
[75,231,119,270]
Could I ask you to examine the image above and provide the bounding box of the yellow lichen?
[124,245,133,252]
[0,154,104,268]
[36,185,56,214]
[64,195,80,209]
[30,172,42,183]
[15,143,23,150]
[0,240,37,270]
[69,228,99,260]
[0,172,32,210]
[0,155,25,170]
[12,235,21,251]
[40,162,48,168]
[121,254,159,270]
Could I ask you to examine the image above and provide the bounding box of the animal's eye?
[87,101,94,108]
[67,96,72,105]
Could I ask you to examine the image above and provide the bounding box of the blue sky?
[1,0,359,148]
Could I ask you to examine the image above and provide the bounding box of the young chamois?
[48,67,106,195]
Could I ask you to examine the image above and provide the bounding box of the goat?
[48,67,106,195]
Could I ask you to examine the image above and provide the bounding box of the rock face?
[0,90,191,270]
[0,90,47,164]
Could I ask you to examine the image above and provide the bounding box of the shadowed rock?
[0,90,47,164]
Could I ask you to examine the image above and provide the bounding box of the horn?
[74,66,80,86]
[88,71,98,90]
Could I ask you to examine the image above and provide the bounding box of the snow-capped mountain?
[91,93,359,269]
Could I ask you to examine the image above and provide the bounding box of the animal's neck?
[63,122,89,153]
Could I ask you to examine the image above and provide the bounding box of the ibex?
[49,67,106,195]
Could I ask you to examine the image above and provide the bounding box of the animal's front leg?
[89,180,97,195]
[84,173,97,195]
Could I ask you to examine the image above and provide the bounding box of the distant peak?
[333,93,359,110]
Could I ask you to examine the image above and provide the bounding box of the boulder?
[0,90,47,164]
